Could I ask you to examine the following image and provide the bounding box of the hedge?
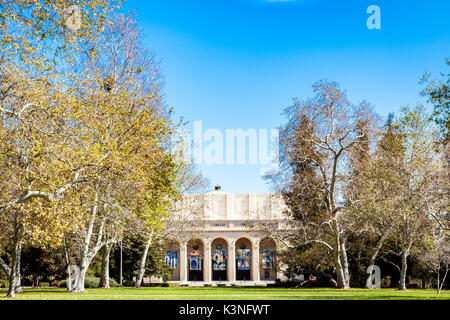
[59,277,119,288]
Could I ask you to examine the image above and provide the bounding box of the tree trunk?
[99,243,112,288]
[365,232,387,288]
[331,220,348,289]
[437,269,440,294]
[398,250,408,291]
[134,232,153,288]
[333,239,347,288]
[6,237,22,298]
[340,238,350,288]
[13,252,23,293]
[72,191,103,293]
[0,257,10,277]
[0,256,22,295]
[73,254,94,293]
[438,267,448,294]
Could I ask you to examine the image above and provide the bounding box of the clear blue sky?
[120,0,450,193]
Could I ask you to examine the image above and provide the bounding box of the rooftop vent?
[214,185,222,191]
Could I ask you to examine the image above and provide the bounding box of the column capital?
[252,239,261,282]
[228,241,236,282]
[179,242,188,283]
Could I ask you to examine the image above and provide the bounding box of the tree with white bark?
[59,12,187,292]
[266,80,378,288]
[0,69,93,297]
[420,228,450,294]
[0,0,125,298]
[383,105,445,291]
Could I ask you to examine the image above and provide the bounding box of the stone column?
[275,239,288,282]
[228,242,236,282]
[180,242,188,283]
[252,239,260,282]
[204,241,211,283]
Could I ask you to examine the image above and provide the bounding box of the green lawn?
[1,287,450,300]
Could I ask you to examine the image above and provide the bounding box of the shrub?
[50,279,60,287]
[59,277,119,288]
[167,283,180,288]
[122,279,134,287]
[58,279,67,288]
[108,278,119,287]
[84,277,100,288]
[0,280,9,288]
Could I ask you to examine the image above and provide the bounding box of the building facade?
[164,187,290,285]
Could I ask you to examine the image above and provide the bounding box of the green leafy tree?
[420,59,449,144]
[387,105,444,290]
[346,113,404,288]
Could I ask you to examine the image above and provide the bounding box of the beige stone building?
[163,187,290,286]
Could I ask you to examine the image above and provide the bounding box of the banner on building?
[213,249,226,271]
[262,249,274,269]
[165,250,178,269]
[237,249,251,270]
[189,249,202,271]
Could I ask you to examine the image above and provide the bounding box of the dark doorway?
[188,260,203,281]
[212,269,227,281]
[236,268,251,281]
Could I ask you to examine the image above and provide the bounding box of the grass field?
[1,287,450,300]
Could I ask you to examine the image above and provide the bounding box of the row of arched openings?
[165,237,277,281]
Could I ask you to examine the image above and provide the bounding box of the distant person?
[34,276,39,289]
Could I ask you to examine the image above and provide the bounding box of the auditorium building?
[163,186,291,286]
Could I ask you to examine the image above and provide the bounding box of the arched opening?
[211,238,228,281]
[187,239,204,281]
[235,237,253,281]
[164,239,180,281]
[259,238,277,281]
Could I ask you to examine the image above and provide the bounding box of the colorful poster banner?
[213,249,226,271]
[189,249,202,271]
[189,257,202,271]
[165,250,177,269]
[262,249,274,269]
[237,249,251,270]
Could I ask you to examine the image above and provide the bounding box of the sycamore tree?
[383,105,445,291]
[348,106,447,291]
[0,0,122,72]
[345,114,403,288]
[0,0,125,219]
[345,105,447,291]
[266,80,378,289]
[58,13,187,293]
[420,226,450,294]
[0,0,124,298]
[0,71,93,298]
[130,146,180,289]
[0,1,181,298]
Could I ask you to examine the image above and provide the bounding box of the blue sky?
[120,0,450,193]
